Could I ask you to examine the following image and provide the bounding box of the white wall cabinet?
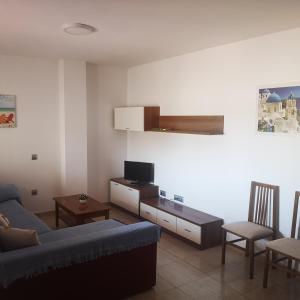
[114,106,160,131]
[114,107,144,131]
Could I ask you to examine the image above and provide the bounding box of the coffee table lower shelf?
[58,209,95,226]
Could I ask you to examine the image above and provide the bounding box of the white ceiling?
[1,0,300,67]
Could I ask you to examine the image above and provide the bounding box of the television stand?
[129,181,149,187]
[110,178,159,215]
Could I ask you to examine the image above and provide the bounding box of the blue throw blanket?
[0,220,160,288]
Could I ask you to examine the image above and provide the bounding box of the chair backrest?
[291,191,300,239]
[248,181,279,231]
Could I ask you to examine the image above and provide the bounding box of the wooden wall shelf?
[151,115,224,135]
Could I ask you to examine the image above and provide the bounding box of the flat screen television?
[124,161,154,184]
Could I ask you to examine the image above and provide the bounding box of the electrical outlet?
[32,154,38,160]
[160,190,166,197]
[31,189,38,196]
[174,194,184,203]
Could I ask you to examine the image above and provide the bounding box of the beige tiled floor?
[38,205,300,300]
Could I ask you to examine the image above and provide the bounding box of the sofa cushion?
[0,213,10,228]
[39,219,123,243]
[0,184,21,204]
[0,200,50,235]
[0,227,40,252]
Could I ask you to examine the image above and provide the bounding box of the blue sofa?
[0,184,160,299]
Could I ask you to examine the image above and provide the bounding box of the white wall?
[87,64,127,202]
[127,28,300,236]
[0,55,127,212]
[0,55,61,212]
[59,60,88,195]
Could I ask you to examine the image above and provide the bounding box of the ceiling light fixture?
[62,23,97,35]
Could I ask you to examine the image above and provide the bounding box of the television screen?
[124,161,154,183]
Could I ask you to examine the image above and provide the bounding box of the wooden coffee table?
[53,194,110,228]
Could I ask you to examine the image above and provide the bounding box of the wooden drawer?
[110,181,139,215]
[177,218,201,244]
[110,181,123,206]
[157,210,176,232]
[122,186,139,214]
[140,203,157,223]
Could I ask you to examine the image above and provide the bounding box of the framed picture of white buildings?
[258,85,300,133]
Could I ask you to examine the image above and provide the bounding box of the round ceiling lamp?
[62,23,97,35]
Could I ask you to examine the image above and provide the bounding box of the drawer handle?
[128,188,133,191]
[114,183,119,186]
[145,211,151,215]
[184,229,192,233]
[163,219,170,223]
[125,128,130,130]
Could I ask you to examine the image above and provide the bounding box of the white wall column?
[59,59,87,194]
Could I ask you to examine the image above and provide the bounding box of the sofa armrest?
[0,221,160,288]
[0,184,21,204]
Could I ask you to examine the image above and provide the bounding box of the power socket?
[174,194,184,203]
[31,154,38,160]
[160,190,167,198]
[31,189,38,196]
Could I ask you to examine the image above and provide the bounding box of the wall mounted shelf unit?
[152,115,224,135]
[114,106,224,135]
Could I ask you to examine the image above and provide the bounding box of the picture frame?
[0,95,16,128]
[257,84,300,134]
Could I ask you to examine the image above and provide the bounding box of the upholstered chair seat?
[263,191,300,288]
[222,221,273,240]
[221,181,279,279]
[266,238,300,260]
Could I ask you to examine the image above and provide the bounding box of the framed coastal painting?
[0,95,16,128]
[258,85,300,133]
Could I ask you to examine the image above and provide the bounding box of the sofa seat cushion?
[0,200,50,235]
[39,219,123,243]
[222,221,273,240]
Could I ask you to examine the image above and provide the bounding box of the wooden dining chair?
[263,191,300,288]
[221,181,279,279]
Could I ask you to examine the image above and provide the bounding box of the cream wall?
[59,60,88,195]
[87,64,127,202]
[0,55,61,212]
[0,55,127,212]
[127,28,300,236]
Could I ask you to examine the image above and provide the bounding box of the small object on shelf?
[79,193,88,204]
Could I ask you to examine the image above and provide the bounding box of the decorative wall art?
[0,95,16,128]
[258,85,300,133]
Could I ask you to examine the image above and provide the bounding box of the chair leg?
[221,229,227,265]
[249,240,254,279]
[245,240,249,257]
[271,233,277,268]
[287,258,293,278]
[263,248,270,288]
